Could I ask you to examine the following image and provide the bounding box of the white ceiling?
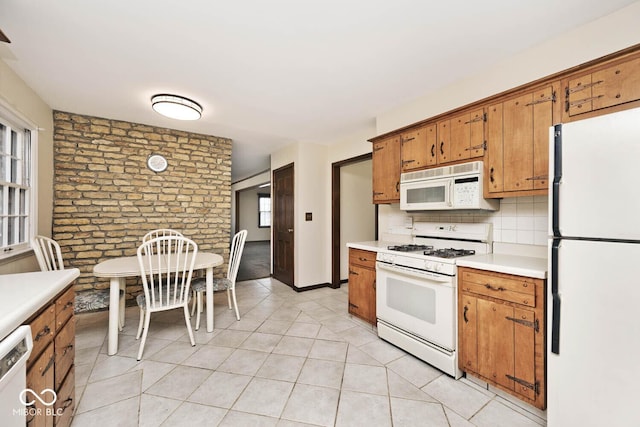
[0,0,636,182]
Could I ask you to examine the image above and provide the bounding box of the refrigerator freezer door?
[547,239,640,427]
[551,107,640,241]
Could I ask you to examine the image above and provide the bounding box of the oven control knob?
[435,263,442,272]
[424,261,433,270]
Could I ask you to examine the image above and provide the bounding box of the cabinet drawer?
[56,287,75,330]
[54,365,74,427]
[349,248,376,269]
[460,270,536,307]
[28,304,56,366]
[55,318,75,390]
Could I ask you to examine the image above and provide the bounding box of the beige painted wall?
[377,2,640,135]
[340,160,374,281]
[0,59,54,273]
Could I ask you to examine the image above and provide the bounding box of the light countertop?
[346,240,405,252]
[457,243,547,278]
[0,269,80,341]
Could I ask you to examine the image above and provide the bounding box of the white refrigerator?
[548,107,640,427]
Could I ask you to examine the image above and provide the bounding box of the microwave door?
[401,178,452,210]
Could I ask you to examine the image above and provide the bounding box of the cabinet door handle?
[396,181,399,192]
[61,343,74,357]
[431,144,435,157]
[440,141,444,155]
[463,305,469,323]
[373,280,376,290]
[401,136,415,144]
[349,270,359,276]
[61,300,74,311]
[490,167,495,183]
[526,175,548,181]
[34,325,51,342]
[484,284,506,292]
[42,354,55,377]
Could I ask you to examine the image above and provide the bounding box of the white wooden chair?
[135,235,198,360]
[142,228,184,243]
[31,235,125,326]
[191,230,247,329]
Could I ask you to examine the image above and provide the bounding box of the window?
[0,110,34,258]
[258,193,271,228]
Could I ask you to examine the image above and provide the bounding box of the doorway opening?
[235,182,271,281]
[331,153,377,288]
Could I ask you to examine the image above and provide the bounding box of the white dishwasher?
[0,325,33,426]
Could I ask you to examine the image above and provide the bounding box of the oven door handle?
[376,262,453,283]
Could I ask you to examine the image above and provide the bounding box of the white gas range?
[376,222,492,378]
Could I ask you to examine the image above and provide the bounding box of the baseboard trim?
[293,282,332,292]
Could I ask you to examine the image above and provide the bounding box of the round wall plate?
[147,154,168,173]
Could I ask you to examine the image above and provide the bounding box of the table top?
[94,252,223,278]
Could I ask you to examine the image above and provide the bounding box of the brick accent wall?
[52,111,232,310]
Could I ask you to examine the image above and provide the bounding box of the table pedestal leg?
[206,267,214,332]
[108,277,123,355]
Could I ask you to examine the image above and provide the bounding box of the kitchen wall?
[271,141,329,288]
[0,59,54,274]
[378,196,548,246]
[316,3,640,287]
[52,111,232,306]
[340,159,375,280]
[377,2,640,135]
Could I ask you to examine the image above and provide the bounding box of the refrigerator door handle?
[551,238,561,354]
[552,125,562,237]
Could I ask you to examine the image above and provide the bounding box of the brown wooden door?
[477,299,515,391]
[502,92,534,192]
[458,294,478,372]
[449,109,484,161]
[532,87,553,190]
[592,56,640,110]
[348,264,376,324]
[272,164,294,287]
[437,120,451,164]
[486,103,504,194]
[512,307,537,400]
[372,136,400,203]
[401,124,436,171]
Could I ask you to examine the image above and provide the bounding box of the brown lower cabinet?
[26,286,75,427]
[348,248,377,325]
[458,267,546,409]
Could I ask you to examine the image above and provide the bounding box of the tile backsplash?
[379,196,548,245]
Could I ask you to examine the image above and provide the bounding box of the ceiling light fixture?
[151,94,202,120]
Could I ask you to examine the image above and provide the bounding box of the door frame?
[331,153,377,288]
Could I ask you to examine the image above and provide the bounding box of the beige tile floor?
[71,278,546,427]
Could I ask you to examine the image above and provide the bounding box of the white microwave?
[400,161,499,211]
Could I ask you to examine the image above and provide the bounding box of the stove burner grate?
[387,244,434,252]
[424,248,476,258]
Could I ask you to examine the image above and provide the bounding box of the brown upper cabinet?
[370,45,640,202]
[565,55,640,119]
[372,135,401,203]
[400,124,437,171]
[449,109,486,161]
[485,83,558,198]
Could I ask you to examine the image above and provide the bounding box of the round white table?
[94,252,223,355]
